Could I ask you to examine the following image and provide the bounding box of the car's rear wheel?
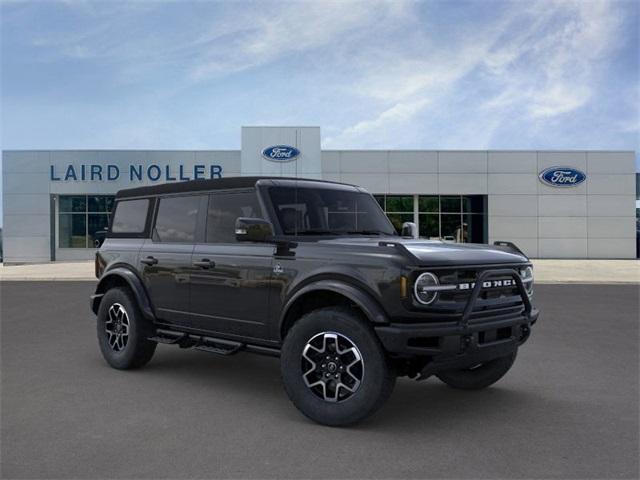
[280,307,396,426]
[97,287,157,370]
[436,350,517,390]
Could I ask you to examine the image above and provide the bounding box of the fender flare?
[92,267,155,321]
[279,279,389,337]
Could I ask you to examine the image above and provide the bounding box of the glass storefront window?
[418,214,439,239]
[58,195,114,248]
[59,196,87,213]
[418,196,439,213]
[378,194,487,243]
[463,195,486,214]
[440,196,461,213]
[385,196,413,213]
[59,214,87,248]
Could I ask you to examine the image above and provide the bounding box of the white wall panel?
[587,195,636,217]
[438,174,487,194]
[388,174,437,194]
[321,152,340,172]
[3,194,50,215]
[340,151,387,173]
[537,151,587,171]
[488,195,538,217]
[489,217,538,238]
[538,217,587,238]
[587,238,636,258]
[388,151,438,173]
[3,214,50,237]
[587,174,635,195]
[438,152,487,173]
[587,152,635,174]
[488,174,538,194]
[538,195,587,217]
[3,237,50,263]
[539,238,588,258]
[488,151,537,173]
[588,217,636,238]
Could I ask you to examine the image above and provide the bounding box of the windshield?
[268,186,397,236]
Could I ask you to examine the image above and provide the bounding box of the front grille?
[428,267,527,320]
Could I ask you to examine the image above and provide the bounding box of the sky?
[1,0,639,225]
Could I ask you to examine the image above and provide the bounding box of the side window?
[154,195,201,243]
[206,191,261,243]
[111,199,149,234]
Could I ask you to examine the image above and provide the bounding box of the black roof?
[115,176,354,199]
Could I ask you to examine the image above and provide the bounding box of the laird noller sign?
[50,163,223,182]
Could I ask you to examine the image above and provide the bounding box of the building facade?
[2,126,637,263]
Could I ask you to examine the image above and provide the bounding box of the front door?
[189,190,273,340]
[139,194,206,327]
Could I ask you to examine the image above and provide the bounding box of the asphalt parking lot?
[1,282,638,479]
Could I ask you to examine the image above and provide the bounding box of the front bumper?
[375,267,539,375]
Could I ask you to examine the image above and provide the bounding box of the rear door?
[139,194,207,327]
[189,189,274,340]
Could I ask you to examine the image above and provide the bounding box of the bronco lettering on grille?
[458,279,514,290]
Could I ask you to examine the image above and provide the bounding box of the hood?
[317,236,529,267]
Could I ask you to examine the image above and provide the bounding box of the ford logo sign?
[261,145,300,162]
[538,166,586,188]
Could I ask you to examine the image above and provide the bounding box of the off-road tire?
[97,287,157,370]
[436,350,517,390]
[280,306,396,426]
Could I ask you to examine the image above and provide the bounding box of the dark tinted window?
[268,186,396,236]
[111,199,149,233]
[206,191,262,243]
[154,196,201,243]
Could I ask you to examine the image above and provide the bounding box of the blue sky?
[1,0,639,224]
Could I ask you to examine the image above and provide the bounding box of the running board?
[148,329,188,345]
[194,337,243,356]
[148,328,280,357]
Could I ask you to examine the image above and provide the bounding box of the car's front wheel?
[97,287,157,370]
[280,307,396,426]
[436,350,517,390]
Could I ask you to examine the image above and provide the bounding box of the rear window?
[153,195,201,243]
[111,199,149,234]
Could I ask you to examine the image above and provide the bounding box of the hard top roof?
[115,176,357,199]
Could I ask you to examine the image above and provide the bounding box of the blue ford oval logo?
[538,166,586,188]
[261,145,300,162]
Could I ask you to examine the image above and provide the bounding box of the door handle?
[141,256,158,266]
[193,259,215,269]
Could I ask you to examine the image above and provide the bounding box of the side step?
[148,329,189,345]
[194,337,243,356]
[148,328,280,357]
[149,329,243,356]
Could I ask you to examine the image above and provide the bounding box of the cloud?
[325,0,629,147]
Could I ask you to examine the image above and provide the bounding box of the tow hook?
[461,335,473,353]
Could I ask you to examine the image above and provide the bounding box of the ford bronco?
[91,177,538,426]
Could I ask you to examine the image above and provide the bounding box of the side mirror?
[401,222,417,239]
[235,217,274,242]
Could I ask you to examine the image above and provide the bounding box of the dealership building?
[1,126,637,263]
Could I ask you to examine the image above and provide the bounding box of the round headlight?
[520,266,534,296]
[414,272,440,305]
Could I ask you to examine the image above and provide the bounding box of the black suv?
[92,177,538,426]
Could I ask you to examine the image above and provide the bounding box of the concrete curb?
[1,260,638,284]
